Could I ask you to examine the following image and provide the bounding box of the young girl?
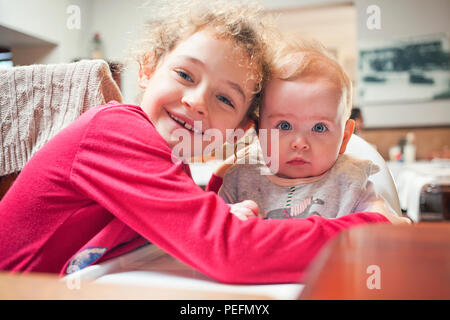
[0,1,402,284]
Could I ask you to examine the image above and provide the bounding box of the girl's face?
[139,30,256,155]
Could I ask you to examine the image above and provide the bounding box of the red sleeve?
[205,174,223,193]
[70,106,389,284]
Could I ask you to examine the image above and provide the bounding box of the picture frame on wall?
[358,33,450,105]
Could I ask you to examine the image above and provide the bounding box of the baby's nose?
[290,136,309,150]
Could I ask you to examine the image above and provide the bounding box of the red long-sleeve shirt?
[0,102,388,283]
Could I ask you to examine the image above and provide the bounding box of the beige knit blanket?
[0,59,123,176]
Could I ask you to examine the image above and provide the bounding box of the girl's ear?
[339,119,355,154]
[138,63,155,89]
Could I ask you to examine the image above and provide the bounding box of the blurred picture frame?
[358,33,450,105]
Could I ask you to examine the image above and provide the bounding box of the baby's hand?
[229,200,260,221]
[369,200,412,225]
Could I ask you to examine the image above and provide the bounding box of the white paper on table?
[63,244,304,300]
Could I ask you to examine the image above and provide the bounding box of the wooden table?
[299,222,450,299]
[2,223,449,300]
[0,271,271,300]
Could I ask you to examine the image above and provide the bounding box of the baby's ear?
[138,62,155,89]
[339,119,355,154]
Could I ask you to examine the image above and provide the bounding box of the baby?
[219,41,396,219]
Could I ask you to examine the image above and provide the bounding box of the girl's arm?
[206,143,252,193]
[205,174,223,193]
[71,107,391,284]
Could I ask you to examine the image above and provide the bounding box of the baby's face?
[260,76,352,179]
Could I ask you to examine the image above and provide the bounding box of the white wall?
[0,0,149,102]
[0,0,61,44]
[89,0,156,103]
[274,5,357,79]
[0,0,93,64]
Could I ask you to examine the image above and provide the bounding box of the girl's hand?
[214,121,257,178]
[229,200,260,221]
[214,144,252,178]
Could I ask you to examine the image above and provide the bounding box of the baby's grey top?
[219,154,391,219]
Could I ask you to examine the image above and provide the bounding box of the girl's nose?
[182,88,208,117]
[290,136,310,151]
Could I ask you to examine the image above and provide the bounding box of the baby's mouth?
[287,158,308,166]
[167,111,203,135]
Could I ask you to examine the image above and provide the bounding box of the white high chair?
[345,134,401,215]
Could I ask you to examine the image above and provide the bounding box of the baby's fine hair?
[271,38,353,119]
[135,0,273,119]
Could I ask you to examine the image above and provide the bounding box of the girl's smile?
[166,109,204,135]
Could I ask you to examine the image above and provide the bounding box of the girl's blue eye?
[312,123,328,133]
[276,121,292,131]
[177,70,193,82]
[217,95,234,108]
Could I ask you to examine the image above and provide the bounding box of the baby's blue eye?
[177,70,193,82]
[312,123,328,133]
[217,95,234,108]
[276,121,292,131]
